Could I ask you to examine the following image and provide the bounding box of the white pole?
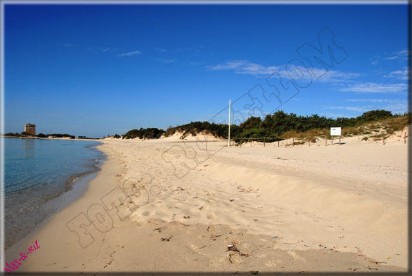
[228,99,231,147]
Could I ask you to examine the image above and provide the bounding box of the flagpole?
[228,99,231,147]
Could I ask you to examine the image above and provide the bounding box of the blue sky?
[4,4,409,137]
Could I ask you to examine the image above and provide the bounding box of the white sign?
[330,127,341,136]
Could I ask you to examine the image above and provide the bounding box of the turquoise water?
[3,138,104,248]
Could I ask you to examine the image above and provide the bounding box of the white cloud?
[371,50,409,66]
[346,98,397,103]
[207,60,278,75]
[384,68,409,81]
[371,58,379,66]
[340,82,407,93]
[384,102,408,114]
[207,60,359,84]
[326,105,371,113]
[313,69,360,83]
[324,99,408,115]
[157,58,176,64]
[117,50,141,57]
[344,98,408,115]
[383,49,409,61]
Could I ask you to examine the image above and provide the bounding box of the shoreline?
[5,171,100,250]
[5,139,408,272]
[4,141,121,272]
[4,140,105,249]
[1,136,101,141]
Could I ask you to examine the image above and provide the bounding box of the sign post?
[330,127,342,145]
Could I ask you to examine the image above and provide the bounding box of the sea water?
[3,138,105,248]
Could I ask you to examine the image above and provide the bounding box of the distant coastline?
[1,134,100,140]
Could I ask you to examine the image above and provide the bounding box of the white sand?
[5,135,408,272]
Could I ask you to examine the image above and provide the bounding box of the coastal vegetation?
[119,110,410,143]
[122,128,165,139]
[158,109,410,144]
[164,121,228,139]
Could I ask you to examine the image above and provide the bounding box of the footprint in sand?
[207,213,216,220]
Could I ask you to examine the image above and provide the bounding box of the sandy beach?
[5,135,408,273]
[4,2,410,274]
